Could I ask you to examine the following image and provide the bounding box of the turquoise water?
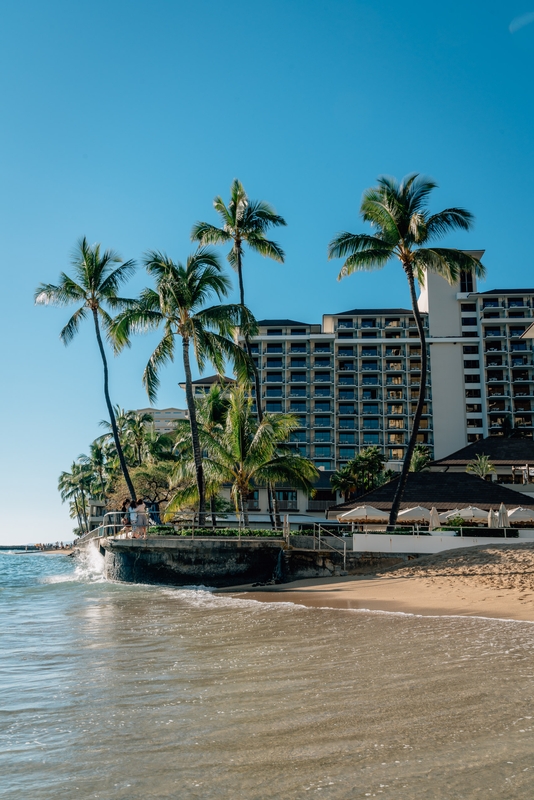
[2,551,534,799]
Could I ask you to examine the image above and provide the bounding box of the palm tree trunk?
[91,309,136,502]
[388,268,427,527]
[182,336,206,527]
[74,496,84,534]
[240,490,250,528]
[235,243,277,528]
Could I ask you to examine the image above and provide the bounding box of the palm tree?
[466,454,496,479]
[111,248,256,526]
[330,464,360,502]
[169,385,318,527]
[58,462,91,534]
[79,440,109,498]
[124,411,155,466]
[191,179,286,421]
[328,174,486,526]
[409,444,432,473]
[35,237,137,501]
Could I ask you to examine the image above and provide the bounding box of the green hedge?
[148,526,285,538]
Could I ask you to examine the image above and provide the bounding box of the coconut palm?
[328,174,486,526]
[58,462,92,534]
[191,179,286,421]
[79,440,109,498]
[111,248,256,526]
[124,411,155,466]
[466,454,496,479]
[35,237,137,501]
[170,385,318,527]
[330,464,360,502]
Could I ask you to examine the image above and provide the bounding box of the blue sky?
[1,0,533,544]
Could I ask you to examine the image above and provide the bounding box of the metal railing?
[311,524,349,570]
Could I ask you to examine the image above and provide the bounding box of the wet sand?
[222,542,534,621]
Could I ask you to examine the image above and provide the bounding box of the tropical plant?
[58,462,92,534]
[328,174,485,526]
[466,454,496,479]
[35,237,137,501]
[169,385,318,527]
[79,440,109,498]
[106,462,176,514]
[409,444,432,473]
[191,179,286,421]
[330,464,360,501]
[111,248,256,526]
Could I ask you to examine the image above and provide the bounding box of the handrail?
[312,524,349,570]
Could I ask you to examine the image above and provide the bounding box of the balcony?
[277,501,298,511]
[307,500,337,512]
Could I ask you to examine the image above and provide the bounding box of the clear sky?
[1,0,533,544]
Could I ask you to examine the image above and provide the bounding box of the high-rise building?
[136,407,188,434]
[192,259,534,472]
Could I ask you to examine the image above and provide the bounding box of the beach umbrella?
[439,508,462,523]
[507,507,534,523]
[429,507,440,530]
[498,503,509,528]
[488,509,498,528]
[397,506,431,523]
[337,505,389,522]
[457,506,488,521]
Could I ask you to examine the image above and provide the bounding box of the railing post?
[318,525,321,551]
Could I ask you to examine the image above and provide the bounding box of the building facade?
[192,259,534,475]
[136,407,188,434]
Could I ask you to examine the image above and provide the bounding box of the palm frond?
[426,208,475,239]
[338,248,394,279]
[143,329,175,403]
[59,306,88,345]
[99,259,136,296]
[190,221,232,245]
[328,232,393,260]
[245,233,285,262]
[35,274,86,306]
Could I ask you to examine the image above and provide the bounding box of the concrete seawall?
[88,536,411,588]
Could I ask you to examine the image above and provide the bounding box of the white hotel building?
[192,257,534,476]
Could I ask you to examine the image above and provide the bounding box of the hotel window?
[291,329,306,336]
[290,343,306,353]
[266,357,283,367]
[385,318,401,328]
[338,360,354,371]
[464,360,480,368]
[466,418,483,428]
[362,360,378,371]
[337,331,353,339]
[338,403,355,414]
[339,375,355,385]
[389,447,404,459]
[461,317,478,326]
[314,386,330,397]
[266,372,283,382]
[339,448,355,459]
[249,344,260,354]
[314,372,331,383]
[361,346,377,356]
[291,357,306,367]
[339,418,355,429]
[387,404,403,414]
[387,360,402,371]
[362,389,378,399]
[483,299,499,308]
[339,389,354,400]
[315,357,331,367]
[295,416,307,427]
[289,401,306,412]
[388,419,404,429]
[315,445,331,457]
[266,387,283,397]
[362,375,379,385]
[290,386,306,397]
[463,345,478,354]
[466,403,482,413]
[314,430,330,442]
[465,389,481,398]
[510,326,527,336]
[465,374,481,383]
[291,372,307,382]
[387,375,403,385]
[315,416,331,427]
[266,401,283,412]
[461,303,477,312]
[275,490,298,509]
[267,343,283,353]
[362,404,379,414]
[460,269,474,293]
[361,318,377,328]
[363,433,380,444]
[362,418,379,429]
[485,327,502,337]
[386,390,402,400]
[314,343,331,353]
[338,346,354,356]
[315,401,331,412]
[314,461,331,470]
[290,431,306,442]
[337,319,353,329]
[267,329,283,336]
[388,433,404,444]
[508,298,525,307]
[386,346,402,356]
[511,342,528,351]
[339,432,355,444]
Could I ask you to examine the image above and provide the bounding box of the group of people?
[119,499,150,539]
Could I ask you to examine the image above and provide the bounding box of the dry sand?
[224,542,534,622]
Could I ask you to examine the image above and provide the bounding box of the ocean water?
[2,552,534,799]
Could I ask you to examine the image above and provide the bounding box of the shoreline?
[218,543,534,622]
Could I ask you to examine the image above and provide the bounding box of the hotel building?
[192,256,534,482]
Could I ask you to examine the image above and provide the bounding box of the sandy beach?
[223,542,534,622]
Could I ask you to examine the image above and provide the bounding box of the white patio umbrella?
[488,509,498,528]
[507,507,534,523]
[498,503,509,528]
[429,507,441,530]
[456,506,488,521]
[439,508,462,523]
[337,505,389,522]
[397,506,431,523]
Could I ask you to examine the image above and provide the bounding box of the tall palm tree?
[191,179,286,421]
[35,237,137,501]
[328,174,486,527]
[58,462,91,534]
[124,410,155,466]
[170,385,318,527]
[111,248,256,526]
[79,440,109,498]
